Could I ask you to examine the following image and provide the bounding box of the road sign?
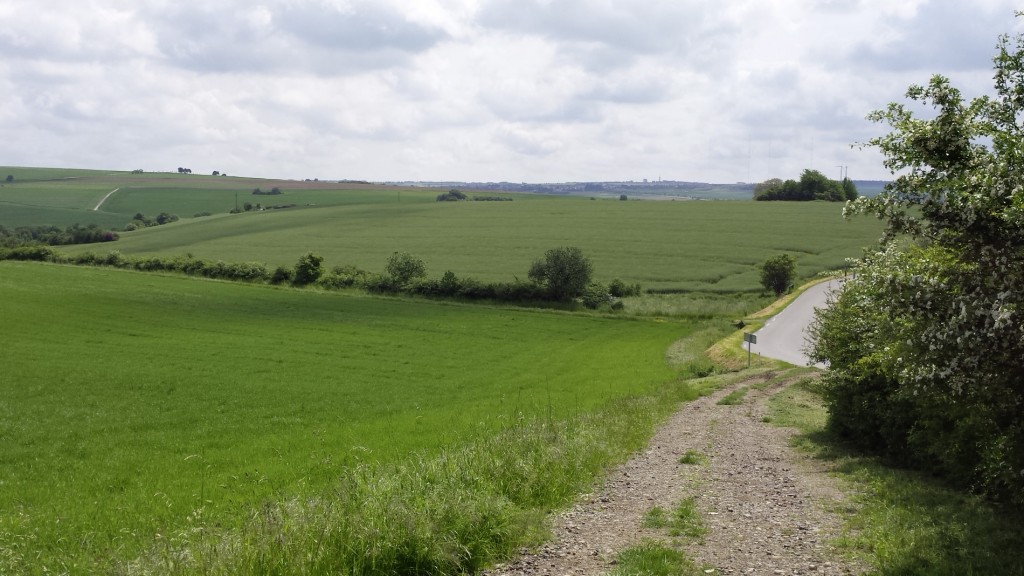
[743,333,757,345]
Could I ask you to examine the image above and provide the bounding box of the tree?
[753,171,846,201]
[5,175,12,183]
[385,252,427,286]
[619,194,628,201]
[759,254,796,296]
[155,212,178,225]
[810,19,1024,504]
[528,246,593,301]
[292,252,324,286]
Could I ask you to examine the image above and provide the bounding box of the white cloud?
[2,0,1022,182]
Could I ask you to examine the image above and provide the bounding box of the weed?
[679,450,708,465]
[609,540,704,576]
[717,386,749,405]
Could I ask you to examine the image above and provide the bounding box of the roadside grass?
[767,379,1024,575]
[126,370,734,574]
[0,262,720,569]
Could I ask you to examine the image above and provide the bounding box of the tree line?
[754,169,858,201]
[0,245,642,310]
[0,223,119,247]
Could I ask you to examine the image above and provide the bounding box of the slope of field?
[61,199,883,292]
[0,166,437,228]
[0,261,690,573]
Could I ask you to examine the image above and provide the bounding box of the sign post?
[743,332,757,368]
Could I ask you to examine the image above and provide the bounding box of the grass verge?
[767,378,1024,575]
[121,372,741,574]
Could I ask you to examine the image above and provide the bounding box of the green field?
[3,166,884,293]
[0,166,890,573]
[0,262,698,573]
[0,166,438,229]
[61,199,881,293]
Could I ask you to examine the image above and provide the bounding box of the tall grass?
[124,374,731,575]
[767,379,1024,575]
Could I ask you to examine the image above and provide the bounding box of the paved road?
[752,279,844,368]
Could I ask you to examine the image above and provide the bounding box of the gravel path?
[485,373,861,575]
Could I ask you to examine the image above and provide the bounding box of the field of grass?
[0,261,699,573]
[59,199,883,293]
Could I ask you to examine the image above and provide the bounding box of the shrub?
[292,252,324,286]
[608,278,642,298]
[759,254,796,296]
[1,245,58,262]
[317,265,370,290]
[270,266,293,285]
[385,252,427,287]
[528,247,593,301]
[580,283,612,309]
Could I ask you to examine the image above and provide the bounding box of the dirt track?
[485,374,861,575]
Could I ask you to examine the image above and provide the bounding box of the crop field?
[0,261,698,573]
[4,167,884,293]
[0,166,439,229]
[61,198,883,292]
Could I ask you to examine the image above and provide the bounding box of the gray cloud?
[150,1,447,75]
[849,1,1017,73]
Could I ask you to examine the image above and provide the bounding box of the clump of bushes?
[436,189,467,202]
[125,212,178,231]
[0,223,119,247]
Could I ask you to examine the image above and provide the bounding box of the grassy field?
[60,199,882,293]
[0,166,439,229]
[2,166,884,292]
[0,261,700,573]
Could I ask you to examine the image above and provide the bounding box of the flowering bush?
[810,22,1024,505]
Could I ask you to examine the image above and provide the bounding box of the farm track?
[93,187,120,211]
[485,374,862,575]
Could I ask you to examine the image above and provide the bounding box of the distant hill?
[395,179,889,201]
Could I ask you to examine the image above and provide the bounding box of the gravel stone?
[484,376,863,575]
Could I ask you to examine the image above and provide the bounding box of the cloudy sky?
[2,1,1021,183]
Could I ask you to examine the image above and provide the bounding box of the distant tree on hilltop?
[754,170,857,201]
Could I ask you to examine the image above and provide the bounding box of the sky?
[2,1,1021,183]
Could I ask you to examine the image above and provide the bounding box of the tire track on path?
[93,187,120,211]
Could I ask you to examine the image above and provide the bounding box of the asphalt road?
[752,279,844,368]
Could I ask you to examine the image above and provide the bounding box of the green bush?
[270,266,293,285]
[385,252,427,287]
[0,245,58,262]
[292,252,324,286]
[759,254,795,296]
[528,247,593,301]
